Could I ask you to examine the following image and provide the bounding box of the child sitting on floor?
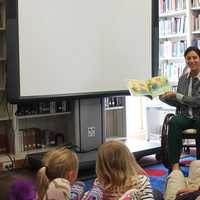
[164,160,200,200]
[83,140,155,200]
[36,147,85,200]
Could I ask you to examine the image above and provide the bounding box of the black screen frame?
[6,0,159,103]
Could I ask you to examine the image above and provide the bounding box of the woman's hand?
[196,195,200,200]
[161,91,176,98]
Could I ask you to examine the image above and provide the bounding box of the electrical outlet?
[88,126,96,137]
[2,161,13,171]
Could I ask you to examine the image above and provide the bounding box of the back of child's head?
[8,179,37,200]
[96,140,143,191]
[36,147,79,200]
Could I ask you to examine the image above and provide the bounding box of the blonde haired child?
[36,147,84,200]
[84,140,154,200]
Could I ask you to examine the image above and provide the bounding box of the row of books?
[192,39,200,48]
[18,128,65,152]
[192,0,200,7]
[16,100,70,116]
[192,14,200,32]
[159,0,186,14]
[160,40,187,58]
[159,16,186,37]
[159,62,186,84]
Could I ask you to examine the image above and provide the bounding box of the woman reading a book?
[160,46,200,171]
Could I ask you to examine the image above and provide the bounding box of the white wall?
[126,96,148,138]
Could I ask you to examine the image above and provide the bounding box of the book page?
[127,76,171,98]
[147,76,171,97]
[127,80,150,96]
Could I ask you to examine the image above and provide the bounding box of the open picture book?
[127,76,171,99]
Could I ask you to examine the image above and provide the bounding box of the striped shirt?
[84,175,154,200]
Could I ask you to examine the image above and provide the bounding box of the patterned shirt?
[83,175,154,200]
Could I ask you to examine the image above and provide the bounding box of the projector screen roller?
[7,0,157,102]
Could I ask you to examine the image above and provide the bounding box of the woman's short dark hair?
[184,46,200,58]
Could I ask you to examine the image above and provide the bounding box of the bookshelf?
[0,95,127,158]
[12,101,73,155]
[16,112,71,120]
[0,0,6,91]
[158,0,189,85]
[191,0,200,47]
[0,0,6,90]
[0,0,13,156]
[158,0,200,84]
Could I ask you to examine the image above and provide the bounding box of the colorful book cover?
[127,76,171,98]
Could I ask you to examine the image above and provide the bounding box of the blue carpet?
[84,155,196,194]
[144,163,168,193]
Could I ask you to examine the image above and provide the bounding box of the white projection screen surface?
[7,0,152,100]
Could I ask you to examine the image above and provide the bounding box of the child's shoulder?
[137,175,151,185]
[51,178,70,187]
[137,174,149,180]
[119,188,140,200]
[45,178,71,200]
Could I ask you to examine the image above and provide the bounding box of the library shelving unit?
[0,0,14,157]
[0,0,6,90]
[12,101,73,157]
[159,0,190,86]
[191,0,200,47]
[159,0,200,84]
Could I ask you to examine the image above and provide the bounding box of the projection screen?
[7,0,155,102]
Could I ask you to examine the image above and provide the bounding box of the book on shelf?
[127,76,171,99]
[19,128,65,153]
